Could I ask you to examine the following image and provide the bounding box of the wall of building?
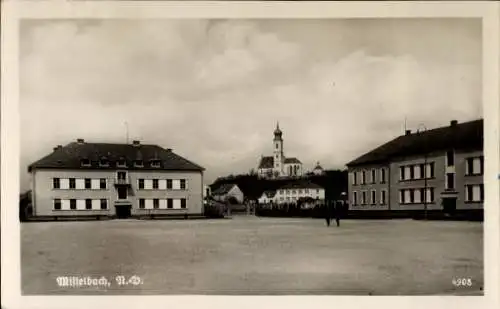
[31,169,203,217]
[348,148,484,212]
[274,187,325,204]
[348,164,390,211]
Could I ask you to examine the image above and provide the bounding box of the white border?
[1,1,499,309]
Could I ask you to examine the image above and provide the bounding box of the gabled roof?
[28,141,205,172]
[258,156,274,169]
[346,119,483,167]
[314,162,323,170]
[212,183,238,195]
[284,157,301,164]
[279,180,323,190]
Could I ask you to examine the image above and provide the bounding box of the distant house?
[258,190,277,204]
[212,183,244,204]
[346,119,483,216]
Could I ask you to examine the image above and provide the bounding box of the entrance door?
[442,197,457,215]
[115,205,131,219]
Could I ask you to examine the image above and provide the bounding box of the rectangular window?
[60,178,69,189]
[352,172,357,185]
[100,199,107,210]
[430,162,435,178]
[69,178,76,189]
[61,199,70,210]
[144,179,153,190]
[167,179,173,189]
[91,200,100,210]
[400,167,405,181]
[85,199,92,210]
[181,199,187,209]
[84,178,91,189]
[371,170,376,184]
[159,199,167,209]
[91,179,100,190]
[380,190,386,205]
[152,179,159,189]
[361,171,366,185]
[76,199,85,210]
[362,191,367,205]
[404,190,411,204]
[414,189,421,204]
[153,199,159,209]
[167,199,173,209]
[446,173,455,190]
[70,199,77,210]
[138,179,145,189]
[466,157,483,175]
[159,179,167,190]
[117,159,127,167]
[426,187,435,203]
[151,160,161,168]
[54,199,61,210]
[99,178,107,189]
[76,179,85,190]
[173,180,181,190]
[53,178,60,189]
[465,184,484,202]
[414,165,421,179]
[447,150,454,166]
[371,190,376,205]
[117,171,127,180]
[180,179,186,190]
[409,166,415,180]
[139,199,145,209]
[353,192,358,206]
[380,169,386,183]
[173,199,182,209]
[404,166,411,180]
[134,160,143,167]
[399,190,404,204]
[419,164,425,179]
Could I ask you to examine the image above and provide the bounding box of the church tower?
[273,122,284,177]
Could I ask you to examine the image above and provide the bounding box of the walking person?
[324,203,331,227]
[334,201,341,227]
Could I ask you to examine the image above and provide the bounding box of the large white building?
[257,181,325,205]
[27,139,205,220]
[257,123,303,179]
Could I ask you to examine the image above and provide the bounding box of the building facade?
[28,139,205,220]
[257,181,325,205]
[346,119,483,216]
[211,183,245,204]
[257,123,303,179]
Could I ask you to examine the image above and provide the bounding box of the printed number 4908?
[452,278,473,287]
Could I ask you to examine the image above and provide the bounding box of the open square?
[21,217,483,295]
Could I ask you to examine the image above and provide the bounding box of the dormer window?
[117,158,127,167]
[150,160,161,168]
[99,157,109,167]
[134,159,143,167]
[81,158,91,167]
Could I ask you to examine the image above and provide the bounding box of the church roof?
[314,162,324,170]
[262,190,277,198]
[284,157,301,164]
[258,156,274,169]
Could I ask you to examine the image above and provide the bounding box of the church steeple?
[273,121,284,177]
[274,121,283,140]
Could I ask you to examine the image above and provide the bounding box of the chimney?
[132,140,141,147]
[53,145,62,151]
[450,120,458,126]
[76,138,85,144]
[405,130,411,136]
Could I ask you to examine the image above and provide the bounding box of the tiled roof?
[346,119,483,167]
[28,141,205,172]
[212,183,237,195]
[258,156,274,169]
[279,180,323,190]
[284,157,301,164]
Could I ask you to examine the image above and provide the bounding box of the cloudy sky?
[19,18,482,190]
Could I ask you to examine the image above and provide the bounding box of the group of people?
[324,202,342,227]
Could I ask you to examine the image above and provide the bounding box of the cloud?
[19,19,482,190]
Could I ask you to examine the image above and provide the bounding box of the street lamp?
[417,124,428,220]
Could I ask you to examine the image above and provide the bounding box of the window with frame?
[399,167,405,181]
[53,178,60,189]
[70,199,77,210]
[371,170,376,184]
[138,179,145,189]
[371,190,376,205]
[380,169,386,183]
[85,199,92,210]
[352,172,358,185]
[180,179,186,190]
[466,157,484,176]
[139,199,145,209]
[167,179,173,189]
[84,178,91,189]
[181,199,187,209]
[100,199,107,210]
[446,173,455,190]
[54,198,61,210]
[151,160,161,168]
[465,184,484,202]
[69,178,76,189]
[134,160,143,167]
[99,157,109,167]
[153,199,159,209]
[446,150,454,167]
[361,171,366,184]
[81,158,91,167]
[167,198,173,209]
[352,192,358,206]
[380,190,386,205]
[152,179,159,189]
[99,178,107,189]
[361,191,367,205]
[117,158,127,167]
